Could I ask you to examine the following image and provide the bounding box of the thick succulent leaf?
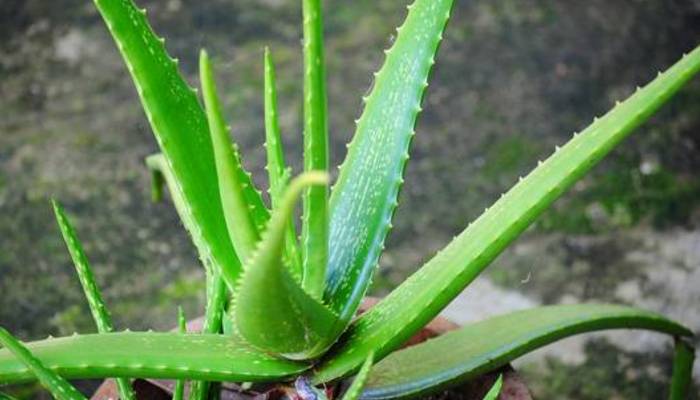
[264,47,303,279]
[200,49,260,264]
[94,0,267,287]
[52,201,136,400]
[0,392,19,400]
[325,0,454,330]
[341,353,374,400]
[0,332,308,385]
[316,46,700,382]
[354,304,692,399]
[670,338,695,400]
[233,173,339,359]
[482,376,502,400]
[301,0,330,299]
[0,328,86,400]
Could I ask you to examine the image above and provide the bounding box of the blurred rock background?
[1,0,700,398]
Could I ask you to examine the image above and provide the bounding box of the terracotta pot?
[92,298,532,400]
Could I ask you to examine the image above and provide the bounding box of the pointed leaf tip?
[94,0,246,306]
[325,0,455,339]
[318,45,700,381]
[264,48,303,279]
[482,375,503,400]
[200,49,262,268]
[52,201,113,333]
[52,201,136,400]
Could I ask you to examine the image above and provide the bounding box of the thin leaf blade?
[341,353,374,400]
[316,46,700,382]
[0,328,86,400]
[172,307,187,400]
[326,0,454,330]
[301,0,330,299]
[52,201,136,400]
[355,304,692,399]
[200,49,260,265]
[482,375,503,400]
[189,270,227,400]
[265,47,303,279]
[669,338,695,400]
[52,201,114,333]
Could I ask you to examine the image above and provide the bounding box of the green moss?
[523,339,700,400]
[539,163,700,233]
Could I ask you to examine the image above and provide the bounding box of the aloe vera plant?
[1,0,699,399]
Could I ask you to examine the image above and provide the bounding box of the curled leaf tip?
[232,170,335,358]
[294,171,330,189]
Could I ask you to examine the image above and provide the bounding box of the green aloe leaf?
[264,47,289,208]
[148,160,166,202]
[670,338,695,400]
[0,328,86,400]
[316,46,700,382]
[145,155,229,315]
[0,332,308,385]
[172,307,187,400]
[200,49,261,266]
[146,154,195,230]
[482,375,502,400]
[325,0,454,331]
[93,0,267,288]
[233,173,339,359]
[189,271,227,400]
[52,201,136,400]
[353,304,692,399]
[264,47,303,280]
[147,152,227,400]
[52,201,114,334]
[301,0,330,299]
[341,353,374,400]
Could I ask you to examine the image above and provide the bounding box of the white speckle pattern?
[316,43,700,382]
[325,0,454,329]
